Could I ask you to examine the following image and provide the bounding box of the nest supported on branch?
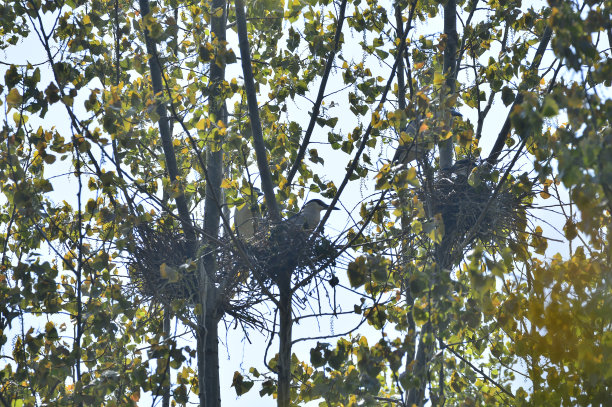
[218,220,338,288]
[128,218,339,306]
[128,222,200,304]
[420,167,528,268]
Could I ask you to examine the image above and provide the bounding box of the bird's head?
[303,199,339,213]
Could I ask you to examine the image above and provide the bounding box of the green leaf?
[6,88,22,108]
[501,86,515,106]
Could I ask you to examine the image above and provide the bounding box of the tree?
[1,0,610,406]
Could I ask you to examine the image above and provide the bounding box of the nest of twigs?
[425,168,527,266]
[128,218,339,305]
[219,220,338,288]
[129,222,199,303]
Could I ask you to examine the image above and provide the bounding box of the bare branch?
[235,0,280,221]
[285,0,348,187]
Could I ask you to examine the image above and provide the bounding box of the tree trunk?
[198,0,227,405]
[137,0,195,247]
[205,309,221,406]
[162,307,171,407]
[439,0,458,170]
[235,0,281,221]
[277,278,293,407]
[395,1,418,396]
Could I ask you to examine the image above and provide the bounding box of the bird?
[234,188,263,239]
[392,109,463,165]
[287,199,339,230]
[447,158,477,177]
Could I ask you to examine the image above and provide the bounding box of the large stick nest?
[128,219,339,305]
[421,168,528,267]
[221,221,338,287]
[128,223,199,303]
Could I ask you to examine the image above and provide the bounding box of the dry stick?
[285,0,348,188]
[453,0,479,82]
[292,189,389,294]
[459,136,527,254]
[316,15,414,235]
[487,26,552,165]
[235,0,280,221]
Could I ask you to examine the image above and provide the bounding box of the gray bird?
[393,109,463,165]
[287,199,339,230]
[234,188,263,239]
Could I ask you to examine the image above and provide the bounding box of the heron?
[234,188,263,239]
[287,199,339,230]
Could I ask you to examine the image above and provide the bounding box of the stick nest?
[424,170,528,266]
[128,220,339,305]
[128,223,199,303]
[221,221,338,287]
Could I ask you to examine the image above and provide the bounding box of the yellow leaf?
[414,62,425,69]
[6,88,22,107]
[540,191,551,199]
[433,72,444,86]
[212,6,224,17]
[371,111,382,128]
[83,14,91,25]
[130,390,140,402]
[406,167,419,187]
[172,138,181,146]
[159,263,168,279]
[195,118,206,130]
[441,130,453,140]
[220,178,232,189]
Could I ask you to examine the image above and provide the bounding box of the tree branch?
[486,25,552,164]
[138,0,196,247]
[441,340,515,399]
[285,0,348,188]
[235,0,280,221]
[316,13,415,234]
[439,0,459,170]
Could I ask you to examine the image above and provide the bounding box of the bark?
[406,2,458,401]
[439,0,458,170]
[395,1,417,375]
[138,0,196,247]
[234,0,280,221]
[198,0,228,406]
[407,322,433,407]
[204,310,221,406]
[277,276,293,407]
[162,307,171,407]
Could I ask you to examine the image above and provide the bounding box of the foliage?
[0,0,610,406]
